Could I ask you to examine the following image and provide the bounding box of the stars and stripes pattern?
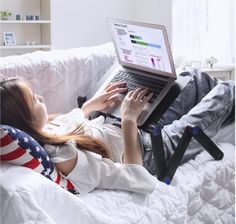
[0,125,79,194]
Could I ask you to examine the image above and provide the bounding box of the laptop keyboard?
[111,70,168,103]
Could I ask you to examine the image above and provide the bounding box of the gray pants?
[140,71,235,175]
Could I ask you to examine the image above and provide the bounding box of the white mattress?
[1,125,235,224]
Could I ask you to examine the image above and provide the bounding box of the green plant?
[0,10,12,20]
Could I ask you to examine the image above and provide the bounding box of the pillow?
[0,125,79,194]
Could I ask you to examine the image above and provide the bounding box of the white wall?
[51,0,134,49]
[133,0,172,44]
[51,0,172,49]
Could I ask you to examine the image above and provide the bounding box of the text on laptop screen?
[110,22,172,74]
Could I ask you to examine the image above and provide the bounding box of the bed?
[0,43,235,224]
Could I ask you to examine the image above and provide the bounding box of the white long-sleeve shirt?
[43,109,157,194]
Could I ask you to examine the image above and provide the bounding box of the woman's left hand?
[121,88,153,123]
[81,82,127,118]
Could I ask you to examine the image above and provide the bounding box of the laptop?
[94,18,178,126]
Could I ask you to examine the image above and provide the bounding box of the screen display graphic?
[110,22,172,73]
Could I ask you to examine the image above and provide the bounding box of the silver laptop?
[95,18,177,126]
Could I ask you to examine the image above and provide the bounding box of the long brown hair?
[0,77,111,158]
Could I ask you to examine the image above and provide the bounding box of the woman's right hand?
[81,82,127,118]
[121,88,153,123]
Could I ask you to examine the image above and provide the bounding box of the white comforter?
[1,126,235,224]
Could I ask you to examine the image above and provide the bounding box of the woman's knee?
[220,80,235,89]
[215,80,235,100]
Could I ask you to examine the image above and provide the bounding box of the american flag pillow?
[0,125,79,194]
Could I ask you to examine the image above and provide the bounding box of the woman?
[0,72,234,194]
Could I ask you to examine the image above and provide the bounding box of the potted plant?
[0,10,12,20]
[205,56,217,69]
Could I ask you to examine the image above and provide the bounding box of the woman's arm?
[81,82,127,118]
[62,149,157,194]
[122,118,142,164]
[121,88,153,165]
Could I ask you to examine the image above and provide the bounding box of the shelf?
[0,45,51,49]
[0,0,51,56]
[202,66,235,73]
[0,20,51,24]
[202,66,235,80]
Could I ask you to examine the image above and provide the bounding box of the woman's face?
[31,93,48,129]
[22,83,48,130]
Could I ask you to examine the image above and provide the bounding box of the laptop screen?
[109,19,176,78]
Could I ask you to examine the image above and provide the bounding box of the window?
[172,0,235,67]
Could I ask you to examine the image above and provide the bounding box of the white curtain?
[172,0,235,67]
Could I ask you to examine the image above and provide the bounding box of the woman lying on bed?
[0,72,234,194]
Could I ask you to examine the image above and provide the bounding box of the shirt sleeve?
[66,148,157,194]
[44,140,77,163]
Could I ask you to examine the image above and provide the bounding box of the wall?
[51,0,172,49]
[133,0,172,45]
[51,0,134,49]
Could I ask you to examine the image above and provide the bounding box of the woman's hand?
[121,88,153,165]
[81,82,127,118]
[121,88,153,123]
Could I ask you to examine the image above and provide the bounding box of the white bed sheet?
[1,125,235,224]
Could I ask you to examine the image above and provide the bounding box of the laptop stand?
[151,126,224,185]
